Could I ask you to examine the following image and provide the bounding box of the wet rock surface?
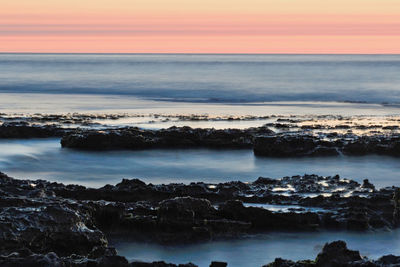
[264,240,400,267]
[1,171,400,265]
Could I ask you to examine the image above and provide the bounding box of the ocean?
[1,53,400,105]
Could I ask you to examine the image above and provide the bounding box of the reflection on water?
[111,230,400,267]
[1,138,400,188]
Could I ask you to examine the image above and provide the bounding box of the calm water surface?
[1,138,400,188]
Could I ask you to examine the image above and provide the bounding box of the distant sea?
[1,53,400,105]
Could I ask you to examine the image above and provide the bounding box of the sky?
[1,0,400,53]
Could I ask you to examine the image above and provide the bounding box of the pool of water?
[1,138,400,188]
[242,203,329,213]
[111,230,400,267]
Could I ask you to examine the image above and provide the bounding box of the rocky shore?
[3,113,400,157]
[1,171,400,265]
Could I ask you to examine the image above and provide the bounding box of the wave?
[1,85,400,106]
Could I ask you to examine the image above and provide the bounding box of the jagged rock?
[158,197,215,223]
[315,241,362,266]
[0,200,107,256]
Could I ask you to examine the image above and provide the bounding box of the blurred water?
[1,138,400,188]
[1,54,400,104]
[112,230,400,267]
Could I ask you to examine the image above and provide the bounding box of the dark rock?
[376,254,400,265]
[209,261,228,267]
[61,127,259,150]
[254,177,278,185]
[158,197,215,222]
[362,179,375,190]
[0,201,107,256]
[315,241,362,266]
[253,135,340,157]
[0,123,65,138]
[253,135,317,157]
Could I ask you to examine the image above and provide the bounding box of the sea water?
[1,138,400,188]
[2,54,400,265]
[1,54,400,105]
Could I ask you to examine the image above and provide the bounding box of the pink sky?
[1,0,400,53]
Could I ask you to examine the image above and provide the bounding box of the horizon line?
[1,52,400,55]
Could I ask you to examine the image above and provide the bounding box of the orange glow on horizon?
[1,0,399,53]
